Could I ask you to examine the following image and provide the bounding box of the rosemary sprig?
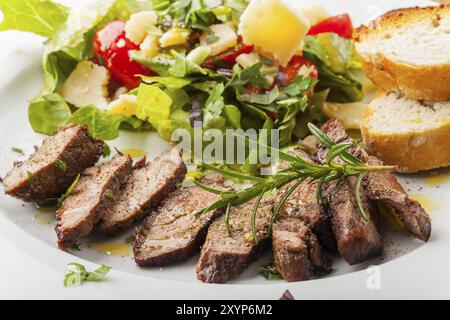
[194,123,396,243]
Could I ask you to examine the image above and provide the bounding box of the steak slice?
[273,217,331,282]
[323,177,383,265]
[320,118,431,241]
[133,173,226,267]
[277,149,335,252]
[99,149,187,234]
[56,154,132,249]
[2,124,103,204]
[197,198,274,284]
[315,120,383,265]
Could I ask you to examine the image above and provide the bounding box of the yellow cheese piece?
[108,94,137,117]
[323,101,366,129]
[160,28,191,48]
[238,0,310,66]
[125,11,159,44]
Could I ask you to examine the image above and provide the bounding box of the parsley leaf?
[54,159,68,172]
[11,147,25,156]
[64,263,111,288]
[259,264,284,280]
[57,174,80,206]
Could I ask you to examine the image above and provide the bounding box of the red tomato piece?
[279,56,318,86]
[307,14,353,39]
[93,20,155,89]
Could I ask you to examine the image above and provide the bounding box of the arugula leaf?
[28,93,72,135]
[203,83,226,130]
[259,264,283,280]
[64,263,111,288]
[238,86,279,105]
[169,50,209,77]
[227,63,268,89]
[185,0,217,30]
[0,0,69,37]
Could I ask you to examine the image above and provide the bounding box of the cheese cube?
[200,22,238,56]
[238,0,310,66]
[299,4,330,25]
[140,34,160,58]
[60,61,110,109]
[125,11,159,44]
[159,28,191,48]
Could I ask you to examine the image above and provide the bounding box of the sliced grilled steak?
[319,118,431,241]
[273,149,332,281]
[323,177,383,265]
[197,198,274,284]
[277,149,335,252]
[2,124,103,204]
[315,120,383,265]
[133,173,225,267]
[273,217,331,282]
[56,154,132,249]
[99,150,187,234]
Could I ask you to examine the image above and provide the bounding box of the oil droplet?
[33,207,55,225]
[425,172,450,186]
[121,149,146,158]
[409,194,439,214]
[90,242,132,257]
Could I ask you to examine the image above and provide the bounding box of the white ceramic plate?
[1,0,449,299]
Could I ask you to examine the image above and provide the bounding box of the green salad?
[0,0,368,171]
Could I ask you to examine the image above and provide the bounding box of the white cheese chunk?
[125,11,159,44]
[140,34,160,58]
[238,0,310,66]
[299,4,330,25]
[200,22,238,56]
[60,61,110,109]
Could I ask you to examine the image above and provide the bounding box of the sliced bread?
[361,92,450,172]
[355,5,450,101]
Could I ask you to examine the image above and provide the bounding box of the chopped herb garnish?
[259,55,274,66]
[57,174,80,206]
[103,143,111,158]
[54,159,67,172]
[64,263,111,288]
[104,189,114,200]
[259,264,284,280]
[11,147,24,155]
[26,171,33,186]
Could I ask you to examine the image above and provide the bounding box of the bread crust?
[355,4,450,101]
[361,100,450,173]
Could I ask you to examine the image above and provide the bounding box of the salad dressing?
[33,207,55,226]
[90,242,132,257]
[121,149,147,158]
[425,172,450,186]
[409,194,440,216]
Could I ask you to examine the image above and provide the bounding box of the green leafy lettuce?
[303,32,366,103]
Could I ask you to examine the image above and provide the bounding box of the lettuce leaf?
[136,83,191,140]
[69,106,142,140]
[28,93,72,135]
[303,33,365,103]
[0,0,69,37]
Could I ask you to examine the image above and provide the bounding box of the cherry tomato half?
[93,20,155,89]
[307,14,353,39]
[279,56,319,86]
